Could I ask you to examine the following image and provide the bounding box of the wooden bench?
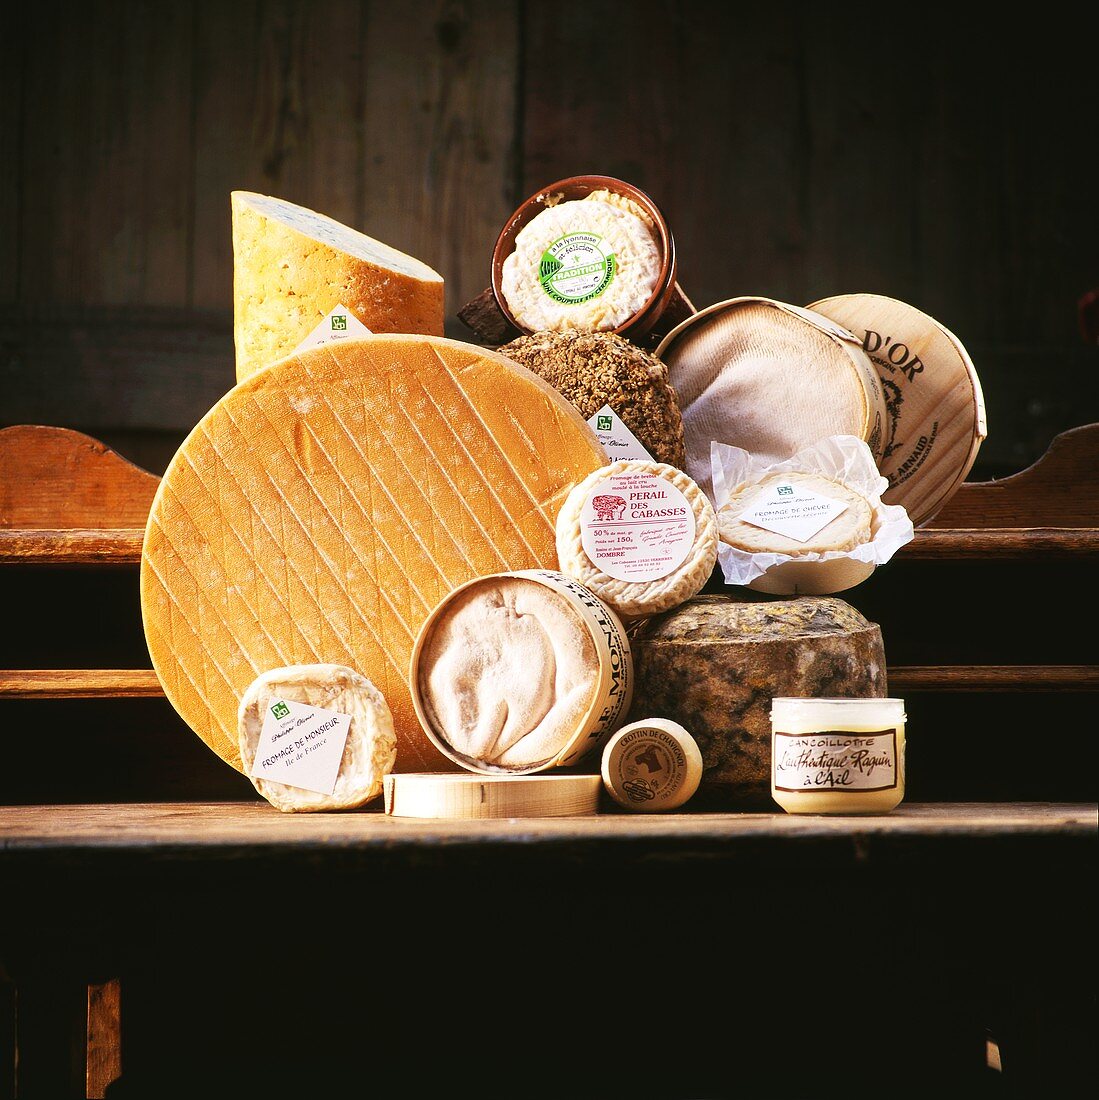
[0,423,1095,1098]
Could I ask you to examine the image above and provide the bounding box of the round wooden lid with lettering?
[807,294,987,527]
[600,717,703,812]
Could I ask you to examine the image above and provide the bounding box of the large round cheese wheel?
[141,335,608,774]
[625,593,887,808]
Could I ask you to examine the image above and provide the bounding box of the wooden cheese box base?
[383,772,602,819]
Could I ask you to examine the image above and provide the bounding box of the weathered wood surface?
[900,527,1099,558]
[888,665,1099,692]
[7,524,1096,566]
[0,670,163,699]
[0,426,159,529]
[85,980,121,1100]
[4,424,1094,563]
[1,800,1092,1099]
[2,4,1096,478]
[6,663,1096,700]
[0,530,146,563]
[0,801,1092,856]
[926,423,1099,529]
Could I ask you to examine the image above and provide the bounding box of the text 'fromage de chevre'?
[500,191,661,333]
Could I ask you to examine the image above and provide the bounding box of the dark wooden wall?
[2,1,1097,478]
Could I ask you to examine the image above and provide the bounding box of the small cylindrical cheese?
[600,718,703,812]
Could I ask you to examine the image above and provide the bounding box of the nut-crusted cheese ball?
[500,195,661,333]
[499,330,686,469]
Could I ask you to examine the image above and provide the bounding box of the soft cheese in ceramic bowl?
[711,435,914,595]
[491,176,678,342]
[409,571,633,774]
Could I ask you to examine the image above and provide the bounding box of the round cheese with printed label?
[238,663,396,813]
[600,718,703,812]
[499,193,661,333]
[555,460,719,619]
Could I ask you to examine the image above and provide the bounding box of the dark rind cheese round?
[626,593,887,808]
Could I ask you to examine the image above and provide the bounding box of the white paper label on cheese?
[586,404,655,462]
[293,303,373,354]
[738,482,849,543]
[580,472,695,582]
[250,698,351,795]
[772,730,898,793]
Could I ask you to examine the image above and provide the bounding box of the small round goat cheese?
[718,471,874,556]
[556,460,719,619]
[238,663,396,813]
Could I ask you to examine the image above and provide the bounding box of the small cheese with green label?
[718,471,873,556]
[238,664,397,813]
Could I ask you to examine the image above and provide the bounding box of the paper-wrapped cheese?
[231,191,445,381]
[626,593,888,808]
[498,330,686,468]
[140,336,607,775]
[718,471,874,556]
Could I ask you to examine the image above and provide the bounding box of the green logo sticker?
[597,414,613,431]
[539,232,616,304]
[271,701,290,719]
[777,484,794,496]
[331,314,347,331]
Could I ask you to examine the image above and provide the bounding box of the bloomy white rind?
[555,460,719,619]
[238,663,396,813]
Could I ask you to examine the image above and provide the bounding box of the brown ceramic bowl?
[490,175,678,342]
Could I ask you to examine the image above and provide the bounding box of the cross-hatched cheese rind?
[141,334,607,774]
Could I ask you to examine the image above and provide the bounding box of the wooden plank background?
[1,0,1096,477]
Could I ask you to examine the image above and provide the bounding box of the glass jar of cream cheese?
[770,697,906,815]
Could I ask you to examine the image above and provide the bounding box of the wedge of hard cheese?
[141,335,608,774]
[231,191,445,382]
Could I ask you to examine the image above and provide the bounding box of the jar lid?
[771,697,906,723]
